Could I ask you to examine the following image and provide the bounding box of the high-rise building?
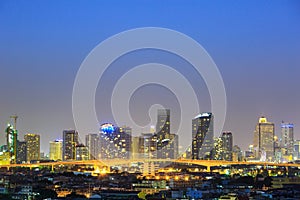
[156,109,171,159]
[49,139,62,161]
[221,132,233,161]
[24,133,40,162]
[169,133,178,159]
[232,145,243,161]
[16,140,27,164]
[99,124,131,159]
[140,133,157,159]
[294,140,300,161]
[211,137,223,160]
[245,144,255,161]
[6,124,18,164]
[118,126,132,158]
[253,116,275,161]
[86,134,100,160]
[155,109,178,159]
[281,122,294,157]
[192,112,214,160]
[62,130,78,161]
[131,136,141,159]
[76,144,89,160]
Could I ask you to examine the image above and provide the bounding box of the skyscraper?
[6,124,18,164]
[156,109,170,137]
[140,133,157,159]
[211,137,223,160]
[118,126,132,159]
[156,109,177,159]
[99,124,132,159]
[281,122,294,157]
[156,109,170,158]
[24,133,40,162]
[253,116,275,161]
[232,145,243,161]
[192,112,214,160]
[294,140,300,160]
[76,144,89,160]
[131,136,141,159]
[62,130,78,161]
[16,140,27,164]
[49,139,62,161]
[86,134,100,160]
[221,132,233,161]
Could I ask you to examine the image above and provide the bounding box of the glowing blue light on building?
[101,123,115,134]
[281,123,294,128]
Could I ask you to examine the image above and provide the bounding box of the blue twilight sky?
[0,1,300,153]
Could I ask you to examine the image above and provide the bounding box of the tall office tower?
[49,139,62,161]
[245,144,255,161]
[221,132,233,161]
[156,109,176,159]
[210,137,223,160]
[118,126,132,159]
[99,124,132,159]
[169,133,178,159]
[192,112,214,160]
[24,133,40,162]
[281,122,294,157]
[140,133,157,159]
[16,141,27,164]
[6,124,18,164]
[273,136,282,162]
[62,130,78,161]
[75,144,89,160]
[232,145,243,161]
[86,134,100,160]
[131,136,141,159]
[253,116,275,161]
[294,140,300,160]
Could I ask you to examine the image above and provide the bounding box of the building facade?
[16,140,27,163]
[86,134,100,160]
[24,133,40,162]
[62,130,78,161]
[156,109,171,159]
[6,124,18,164]
[192,112,214,160]
[140,133,157,159]
[294,140,300,161]
[76,144,89,160]
[281,122,294,158]
[99,124,132,159]
[221,132,233,161]
[49,139,62,161]
[253,116,275,161]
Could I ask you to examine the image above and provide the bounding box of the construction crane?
[10,115,18,129]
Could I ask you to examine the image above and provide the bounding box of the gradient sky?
[0,1,300,153]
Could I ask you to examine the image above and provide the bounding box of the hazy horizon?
[1,1,300,154]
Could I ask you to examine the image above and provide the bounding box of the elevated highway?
[1,159,299,172]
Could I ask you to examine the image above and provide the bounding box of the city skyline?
[1,110,298,159]
[1,1,300,153]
